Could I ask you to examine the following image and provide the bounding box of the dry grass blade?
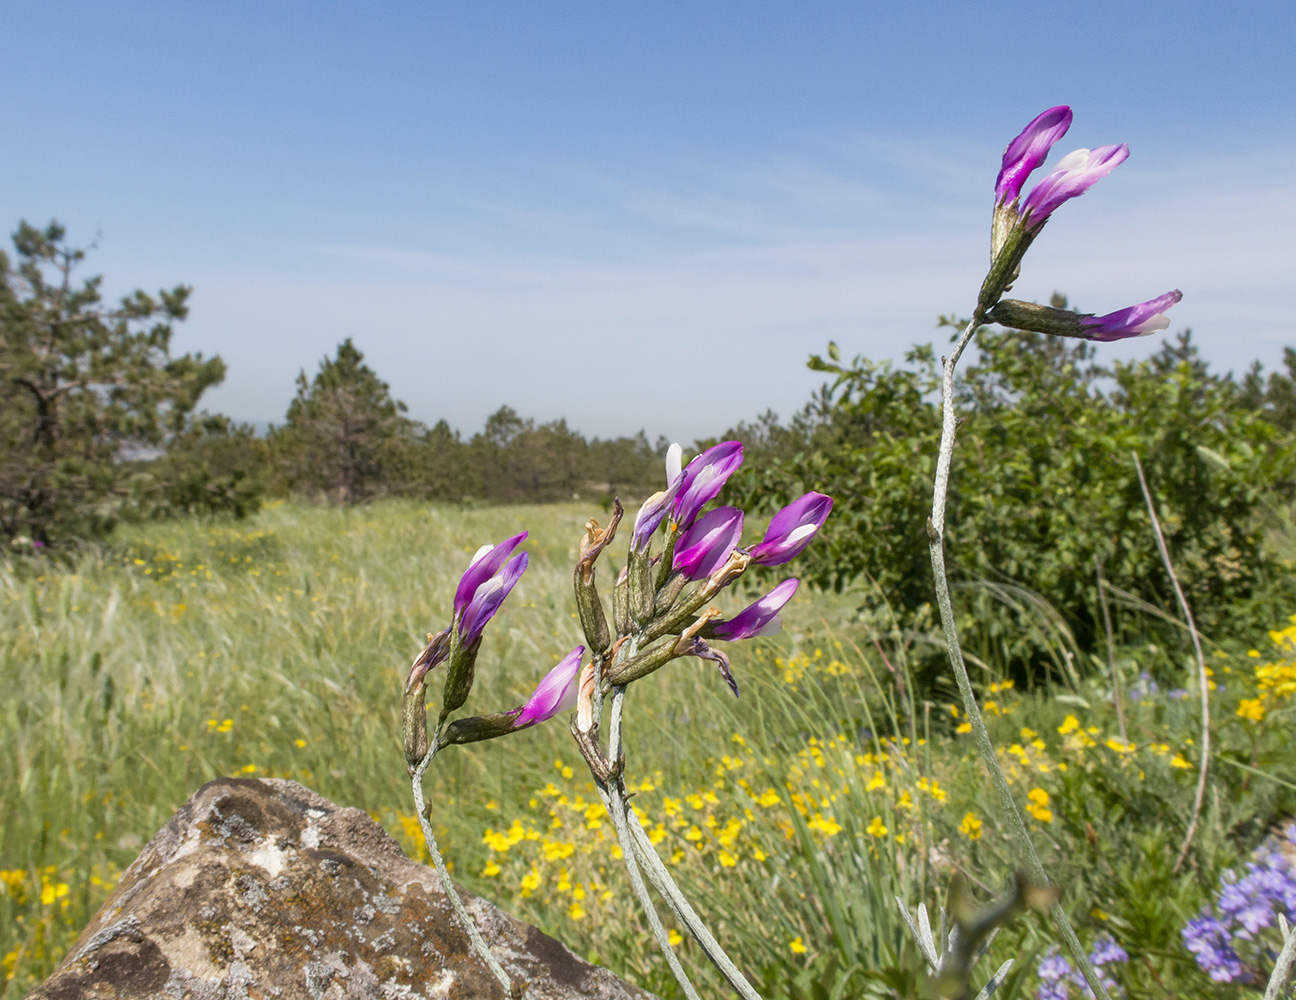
[1132,452,1210,875]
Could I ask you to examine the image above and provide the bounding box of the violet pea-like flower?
[712,579,799,641]
[995,105,1072,207]
[748,492,832,566]
[673,441,743,531]
[631,442,686,552]
[1081,290,1183,342]
[1021,144,1129,227]
[673,506,743,580]
[455,532,530,644]
[513,645,585,728]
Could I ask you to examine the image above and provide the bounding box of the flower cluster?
[401,441,832,771]
[1182,820,1296,983]
[1035,935,1129,999]
[980,105,1181,342]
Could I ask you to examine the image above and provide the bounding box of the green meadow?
[2,499,1294,998]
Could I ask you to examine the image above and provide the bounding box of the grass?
[1,499,1294,998]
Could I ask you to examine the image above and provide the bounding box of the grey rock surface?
[32,777,656,1000]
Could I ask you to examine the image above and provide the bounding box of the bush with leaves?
[723,316,1296,684]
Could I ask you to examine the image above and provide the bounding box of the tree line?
[0,221,667,547]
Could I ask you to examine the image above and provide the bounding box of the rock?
[33,778,656,1000]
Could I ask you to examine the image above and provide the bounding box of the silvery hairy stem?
[591,637,764,1000]
[927,316,1111,1000]
[411,736,518,997]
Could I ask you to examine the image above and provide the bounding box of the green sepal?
[605,639,679,686]
[574,564,611,654]
[613,569,630,637]
[440,628,481,718]
[402,675,429,774]
[628,547,654,625]
[442,710,523,746]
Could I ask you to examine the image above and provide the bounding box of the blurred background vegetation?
[3,221,1295,997]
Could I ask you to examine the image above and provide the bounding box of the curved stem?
[928,318,1111,1000]
[606,687,763,1000]
[593,767,702,1000]
[1133,452,1210,874]
[412,738,516,997]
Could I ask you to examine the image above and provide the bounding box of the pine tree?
[276,339,412,503]
[0,221,224,544]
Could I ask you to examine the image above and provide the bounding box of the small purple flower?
[1089,936,1129,967]
[1080,291,1183,342]
[712,579,799,641]
[748,492,832,566]
[1183,913,1246,982]
[673,506,744,581]
[632,444,687,551]
[996,106,1073,206]
[454,532,528,617]
[673,441,743,531]
[1021,144,1130,227]
[1182,820,1296,983]
[459,551,529,644]
[633,487,680,553]
[1036,948,1074,1000]
[514,646,585,728]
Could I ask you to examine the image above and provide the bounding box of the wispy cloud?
[190,138,1296,440]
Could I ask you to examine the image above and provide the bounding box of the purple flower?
[454,532,528,617]
[996,106,1073,206]
[1182,820,1296,984]
[673,506,744,581]
[632,444,687,551]
[459,551,529,645]
[1021,144,1130,227]
[1080,291,1183,342]
[673,441,743,531]
[514,646,585,728]
[1036,948,1074,1000]
[712,579,799,641]
[633,487,680,553]
[748,492,832,566]
[1089,936,1129,967]
[1183,913,1246,983]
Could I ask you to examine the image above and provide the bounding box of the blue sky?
[4,2,1293,442]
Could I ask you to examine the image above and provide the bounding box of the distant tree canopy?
[0,221,228,545]
[264,340,668,506]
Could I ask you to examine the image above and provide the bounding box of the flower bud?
[574,565,611,654]
[988,291,1182,343]
[440,631,482,717]
[627,546,654,625]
